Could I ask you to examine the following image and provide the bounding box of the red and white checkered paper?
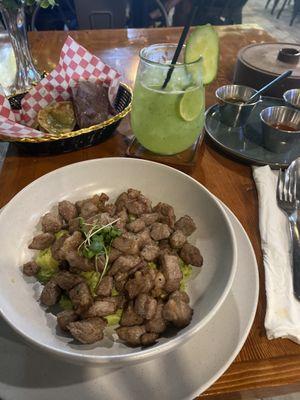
[0,36,121,139]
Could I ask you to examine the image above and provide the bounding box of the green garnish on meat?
[148,262,157,270]
[78,218,122,289]
[55,230,68,239]
[111,287,119,297]
[180,262,193,291]
[80,270,101,297]
[128,214,136,222]
[59,294,73,310]
[104,309,123,326]
[35,248,59,284]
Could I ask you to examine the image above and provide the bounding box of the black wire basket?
[3,83,132,156]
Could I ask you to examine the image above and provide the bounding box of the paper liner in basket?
[0,36,121,140]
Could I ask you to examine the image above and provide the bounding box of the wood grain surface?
[0,25,299,399]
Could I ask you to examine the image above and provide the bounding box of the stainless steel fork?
[277,166,300,300]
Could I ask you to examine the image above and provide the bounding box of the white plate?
[0,201,258,400]
[0,158,237,365]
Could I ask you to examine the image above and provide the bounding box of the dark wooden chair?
[290,0,300,24]
[265,0,281,14]
[275,0,299,25]
[265,0,292,15]
[173,0,248,26]
[276,0,293,19]
[265,0,272,8]
[73,0,128,29]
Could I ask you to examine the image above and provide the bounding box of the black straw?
[161,3,199,90]
[246,69,293,103]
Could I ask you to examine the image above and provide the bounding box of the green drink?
[132,81,204,155]
[131,44,205,155]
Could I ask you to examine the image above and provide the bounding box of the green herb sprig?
[78,217,121,287]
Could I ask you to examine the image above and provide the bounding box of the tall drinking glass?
[131,43,204,155]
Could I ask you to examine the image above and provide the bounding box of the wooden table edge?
[202,354,300,398]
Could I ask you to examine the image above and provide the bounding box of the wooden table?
[1,25,300,400]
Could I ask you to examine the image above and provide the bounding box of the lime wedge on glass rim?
[179,86,204,122]
[185,24,219,85]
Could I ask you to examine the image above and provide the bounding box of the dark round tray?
[5,83,132,156]
[205,96,300,169]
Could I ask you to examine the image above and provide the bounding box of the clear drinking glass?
[131,43,205,155]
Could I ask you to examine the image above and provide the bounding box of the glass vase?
[0,1,41,96]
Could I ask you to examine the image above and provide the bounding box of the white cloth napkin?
[253,165,300,344]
